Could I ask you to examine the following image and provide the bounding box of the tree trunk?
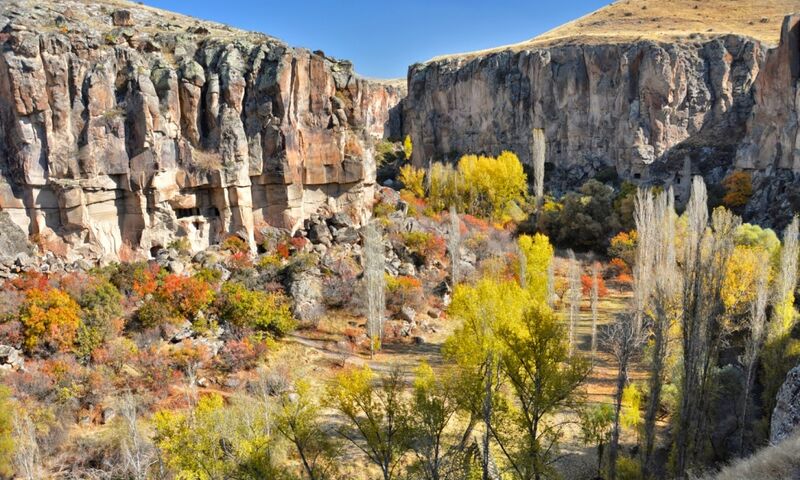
[642,314,666,478]
[482,352,494,480]
[608,362,628,480]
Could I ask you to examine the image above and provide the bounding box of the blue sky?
[142,0,610,79]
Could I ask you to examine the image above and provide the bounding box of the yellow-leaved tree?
[19,287,81,353]
[722,245,771,322]
[457,151,527,221]
[443,277,529,478]
[427,162,460,212]
[761,216,800,427]
[154,393,285,479]
[494,302,591,479]
[398,164,426,199]
[518,233,554,304]
[403,135,413,160]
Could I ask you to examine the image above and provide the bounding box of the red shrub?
[608,257,631,276]
[132,347,181,396]
[290,236,308,251]
[132,264,161,298]
[160,274,214,319]
[276,242,291,259]
[616,273,634,286]
[136,273,215,328]
[215,338,267,372]
[221,235,250,254]
[226,251,253,270]
[581,274,609,297]
[91,337,138,373]
[8,272,50,292]
[0,319,22,348]
[462,214,490,232]
[386,275,426,312]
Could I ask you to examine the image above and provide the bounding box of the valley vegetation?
[1,145,798,480]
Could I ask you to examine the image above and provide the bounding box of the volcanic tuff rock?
[404,9,800,226]
[771,362,800,444]
[0,0,403,261]
[738,15,800,227]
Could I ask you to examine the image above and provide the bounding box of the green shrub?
[402,231,446,265]
[373,200,395,219]
[78,279,123,341]
[221,235,250,254]
[538,179,621,251]
[218,282,296,337]
[168,237,192,254]
[616,456,642,480]
[375,140,401,165]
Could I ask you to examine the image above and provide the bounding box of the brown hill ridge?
[433,0,799,61]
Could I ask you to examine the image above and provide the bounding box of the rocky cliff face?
[404,16,800,221]
[737,15,800,226]
[771,362,800,444]
[0,0,403,262]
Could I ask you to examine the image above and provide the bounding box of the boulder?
[399,321,415,337]
[102,407,116,424]
[111,9,134,26]
[0,345,24,371]
[0,212,35,267]
[334,227,359,244]
[288,268,325,324]
[307,221,332,246]
[328,211,355,229]
[771,363,800,444]
[399,305,417,323]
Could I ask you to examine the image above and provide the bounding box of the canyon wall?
[0,1,403,261]
[736,15,800,225]
[404,16,800,225]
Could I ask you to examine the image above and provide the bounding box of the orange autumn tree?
[136,270,215,328]
[19,287,81,353]
[582,274,608,297]
[722,171,753,211]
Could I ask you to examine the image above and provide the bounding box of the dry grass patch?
[432,0,798,62]
[696,433,800,480]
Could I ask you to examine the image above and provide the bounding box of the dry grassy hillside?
[432,0,799,61]
[696,434,800,480]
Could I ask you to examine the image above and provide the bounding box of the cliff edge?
[0,0,404,262]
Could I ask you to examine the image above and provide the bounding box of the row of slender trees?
[354,171,798,480]
[600,177,800,479]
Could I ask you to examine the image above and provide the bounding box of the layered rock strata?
[0,0,403,260]
[737,15,800,226]
[404,15,800,223]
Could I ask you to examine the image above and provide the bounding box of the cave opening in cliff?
[176,207,201,218]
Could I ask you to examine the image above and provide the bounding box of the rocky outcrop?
[737,15,800,171]
[0,344,24,371]
[771,363,800,444]
[737,15,800,227]
[0,0,403,261]
[404,35,763,201]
